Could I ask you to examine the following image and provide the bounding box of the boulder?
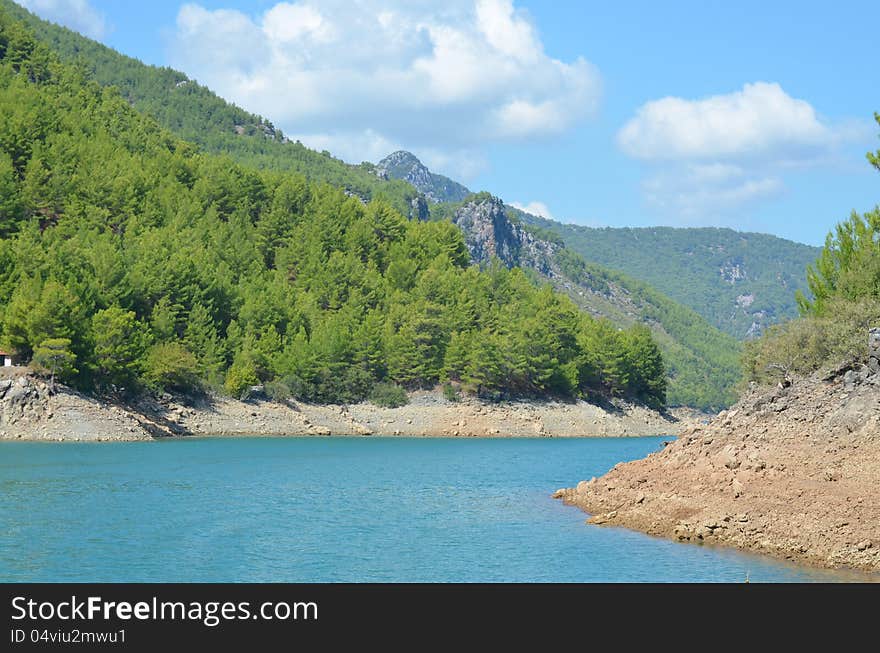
[869,328,880,358]
[5,381,32,404]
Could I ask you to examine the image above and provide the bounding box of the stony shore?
[555,367,880,573]
[0,369,683,442]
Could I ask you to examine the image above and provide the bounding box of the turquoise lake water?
[0,436,869,582]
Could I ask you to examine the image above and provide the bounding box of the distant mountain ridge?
[515,217,820,339]
[3,0,738,408]
[375,151,470,204]
[374,150,819,340]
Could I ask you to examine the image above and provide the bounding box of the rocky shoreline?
[0,370,683,442]
[555,367,880,574]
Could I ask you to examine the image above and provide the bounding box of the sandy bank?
[0,370,682,441]
[555,368,880,573]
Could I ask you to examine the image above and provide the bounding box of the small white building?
[0,351,13,367]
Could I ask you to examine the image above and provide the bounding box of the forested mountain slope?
[4,0,813,342]
[516,218,820,339]
[0,0,424,218]
[0,9,670,409]
[446,195,741,409]
[368,146,818,341]
[1,2,740,408]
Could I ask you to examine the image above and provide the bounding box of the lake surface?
[0,436,868,582]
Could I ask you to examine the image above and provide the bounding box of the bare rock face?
[451,197,558,275]
[0,375,50,427]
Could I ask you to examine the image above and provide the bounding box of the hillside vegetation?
[744,114,880,384]
[0,1,744,410]
[374,143,819,343]
[2,0,813,345]
[516,217,820,340]
[443,194,741,410]
[0,10,668,409]
[551,249,741,409]
[0,0,422,218]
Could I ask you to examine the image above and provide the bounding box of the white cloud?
[168,1,601,178]
[618,82,835,161]
[510,201,554,220]
[618,82,865,221]
[643,165,783,219]
[18,0,107,39]
[418,148,489,182]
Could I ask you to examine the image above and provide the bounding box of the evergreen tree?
[31,337,76,389]
[90,307,149,392]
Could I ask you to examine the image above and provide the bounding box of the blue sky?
[17,0,880,245]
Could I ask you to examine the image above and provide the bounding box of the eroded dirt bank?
[0,370,682,441]
[555,369,880,572]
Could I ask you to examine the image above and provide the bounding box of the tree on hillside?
[31,337,76,390]
[746,111,880,384]
[91,307,149,393]
[798,114,880,317]
[143,342,200,394]
[868,112,880,172]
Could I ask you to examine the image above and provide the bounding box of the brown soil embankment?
[555,369,880,573]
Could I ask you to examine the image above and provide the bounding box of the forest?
[1,0,751,411]
[0,11,668,409]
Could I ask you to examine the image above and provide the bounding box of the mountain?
[514,217,821,339]
[2,1,736,408]
[0,0,425,220]
[450,196,741,410]
[372,148,819,340]
[375,151,470,203]
[0,6,675,410]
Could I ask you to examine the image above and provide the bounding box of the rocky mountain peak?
[375,151,470,204]
[376,150,432,192]
[452,196,558,274]
[376,150,424,175]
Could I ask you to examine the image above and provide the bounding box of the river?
[0,436,865,582]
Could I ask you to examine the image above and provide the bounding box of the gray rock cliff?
[451,196,558,275]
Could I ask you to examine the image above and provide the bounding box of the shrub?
[368,382,409,408]
[743,297,880,384]
[224,359,260,399]
[265,379,292,402]
[143,343,200,394]
[442,382,460,402]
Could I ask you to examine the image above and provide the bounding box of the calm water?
[0,436,870,582]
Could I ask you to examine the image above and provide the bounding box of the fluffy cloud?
[618,82,860,220]
[642,165,784,220]
[19,0,107,39]
[510,201,554,220]
[169,1,601,177]
[618,82,835,161]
